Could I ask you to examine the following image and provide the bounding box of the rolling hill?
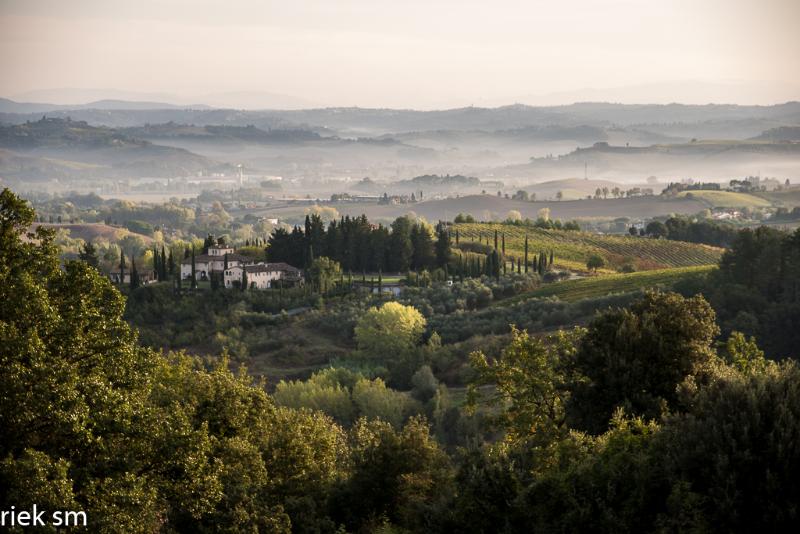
[452,222,724,271]
[0,117,232,180]
[675,190,772,208]
[501,265,716,304]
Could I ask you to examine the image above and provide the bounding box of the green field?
[676,190,772,208]
[453,223,723,271]
[502,265,715,304]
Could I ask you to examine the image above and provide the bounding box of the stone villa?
[181,245,303,289]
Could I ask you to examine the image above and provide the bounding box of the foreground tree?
[567,290,719,434]
[0,189,220,531]
[469,327,583,445]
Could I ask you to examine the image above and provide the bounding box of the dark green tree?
[435,224,452,268]
[190,246,197,290]
[119,249,126,285]
[567,291,720,434]
[130,256,140,290]
[78,241,99,268]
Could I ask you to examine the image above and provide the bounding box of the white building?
[224,262,304,289]
[208,245,234,256]
[180,250,253,281]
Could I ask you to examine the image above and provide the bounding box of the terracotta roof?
[265,262,302,272]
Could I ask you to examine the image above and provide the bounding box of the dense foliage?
[3,188,799,532]
[267,213,450,272]
[706,226,800,358]
[642,215,740,247]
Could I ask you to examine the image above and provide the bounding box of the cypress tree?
[455,229,459,245]
[118,250,126,286]
[549,249,554,266]
[378,268,383,294]
[79,241,99,269]
[130,257,139,290]
[190,246,197,290]
[502,233,505,255]
[153,246,159,280]
[161,246,167,280]
[168,249,175,279]
[494,229,498,250]
[524,235,529,273]
[517,257,521,273]
[241,267,248,291]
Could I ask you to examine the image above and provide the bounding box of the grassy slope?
[453,223,723,271]
[676,190,772,208]
[502,265,715,304]
[755,188,800,208]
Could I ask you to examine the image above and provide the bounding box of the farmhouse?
[224,262,304,289]
[178,245,304,289]
[180,245,254,281]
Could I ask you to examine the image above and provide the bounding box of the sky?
[1,0,798,109]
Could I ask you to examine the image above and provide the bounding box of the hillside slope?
[453,222,724,271]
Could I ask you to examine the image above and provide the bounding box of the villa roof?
[265,262,301,272]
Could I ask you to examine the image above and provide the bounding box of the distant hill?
[504,139,800,182]
[525,178,639,200]
[2,102,798,137]
[751,126,800,142]
[269,194,711,223]
[675,190,772,208]
[121,123,324,143]
[0,117,230,180]
[398,174,482,191]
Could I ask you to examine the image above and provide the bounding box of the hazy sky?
[1,0,798,108]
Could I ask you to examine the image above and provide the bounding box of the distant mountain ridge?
[0,97,210,114]
[2,101,799,137]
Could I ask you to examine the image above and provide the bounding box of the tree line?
[267,214,452,273]
[636,216,739,247]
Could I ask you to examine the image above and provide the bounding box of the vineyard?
[501,265,716,304]
[451,223,724,271]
